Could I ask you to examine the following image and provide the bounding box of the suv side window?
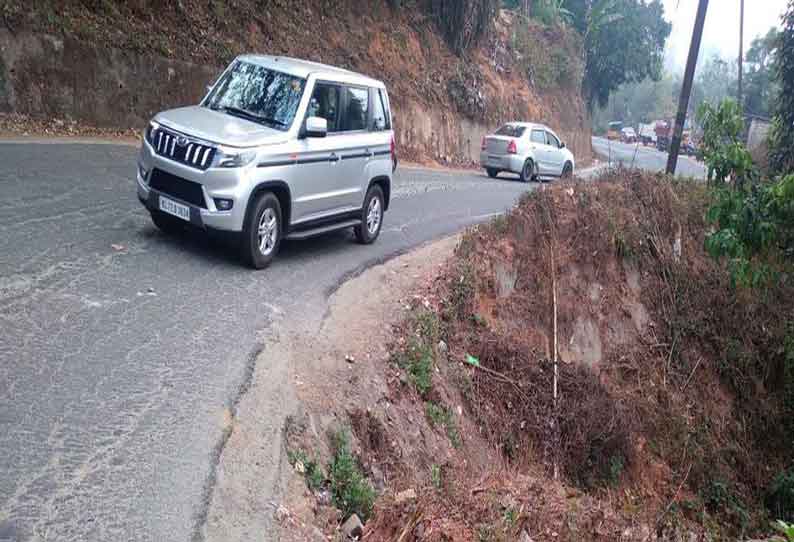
[307,83,341,133]
[371,88,388,131]
[530,129,546,145]
[341,86,369,132]
[546,131,560,148]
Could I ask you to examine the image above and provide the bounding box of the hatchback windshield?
[204,61,306,131]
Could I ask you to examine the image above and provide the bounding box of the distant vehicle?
[655,120,672,152]
[137,55,396,269]
[620,127,637,144]
[607,121,623,141]
[480,122,575,182]
[638,123,657,145]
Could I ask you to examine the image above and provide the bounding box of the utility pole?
[738,0,744,108]
[666,0,709,175]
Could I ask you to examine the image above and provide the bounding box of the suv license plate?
[159,196,190,222]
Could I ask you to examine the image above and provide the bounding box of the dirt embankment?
[0,1,591,165]
[280,171,794,541]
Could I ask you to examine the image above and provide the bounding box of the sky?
[662,0,789,72]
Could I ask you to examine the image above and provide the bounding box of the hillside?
[279,171,794,541]
[0,0,591,164]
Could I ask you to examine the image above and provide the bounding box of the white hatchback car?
[480,122,574,182]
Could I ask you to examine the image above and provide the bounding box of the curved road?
[0,143,535,542]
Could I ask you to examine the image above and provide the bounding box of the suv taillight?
[481,137,487,151]
[507,139,517,154]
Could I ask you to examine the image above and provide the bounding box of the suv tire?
[355,185,384,244]
[241,192,282,269]
[486,168,499,179]
[151,210,185,234]
[520,159,535,183]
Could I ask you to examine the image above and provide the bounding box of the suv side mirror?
[560,141,566,149]
[305,116,327,138]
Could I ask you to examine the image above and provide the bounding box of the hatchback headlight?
[215,147,257,168]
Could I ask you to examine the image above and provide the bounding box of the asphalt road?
[0,143,537,542]
[592,136,707,178]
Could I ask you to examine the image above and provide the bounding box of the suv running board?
[286,219,362,240]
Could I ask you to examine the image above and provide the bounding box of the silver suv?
[136,55,396,268]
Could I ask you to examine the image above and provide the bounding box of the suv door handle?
[329,152,339,163]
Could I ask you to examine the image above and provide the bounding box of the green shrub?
[425,401,462,448]
[767,468,794,523]
[328,430,376,521]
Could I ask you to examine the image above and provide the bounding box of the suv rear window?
[495,125,526,137]
[372,88,390,131]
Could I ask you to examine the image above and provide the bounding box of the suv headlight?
[214,147,257,168]
[145,120,159,144]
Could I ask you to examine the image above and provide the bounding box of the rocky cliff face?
[0,1,591,164]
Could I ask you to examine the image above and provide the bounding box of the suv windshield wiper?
[218,106,286,127]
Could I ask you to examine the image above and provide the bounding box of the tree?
[579,0,671,108]
[770,1,794,175]
[743,27,780,117]
[428,0,499,54]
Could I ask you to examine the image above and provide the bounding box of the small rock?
[519,531,534,542]
[395,488,417,504]
[437,340,448,353]
[399,373,408,386]
[345,355,355,363]
[111,243,126,251]
[341,514,363,539]
[294,460,305,474]
[413,521,425,539]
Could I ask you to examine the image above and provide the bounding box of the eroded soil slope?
[283,171,794,541]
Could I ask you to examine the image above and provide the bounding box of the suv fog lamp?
[214,198,234,211]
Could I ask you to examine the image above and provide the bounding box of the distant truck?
[638,123,657,145]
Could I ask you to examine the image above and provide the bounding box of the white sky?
[663,0,788,72]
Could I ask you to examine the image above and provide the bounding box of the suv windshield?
[204,61,306,131]
[495,125,526,137]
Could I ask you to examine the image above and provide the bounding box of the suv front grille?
[151,127,216,170]
[149,169,207,208]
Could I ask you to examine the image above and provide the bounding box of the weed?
[502,506,518,526]
[490,213,509,234]
[396,338,434,396]
[431,464,442,489]
[416,309,441,345]
[288,449,325,491]
[608,454,625,486]
[328,429,376,521]
[448,261,475,320]
[425,401,462,448]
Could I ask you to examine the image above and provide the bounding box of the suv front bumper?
[137,138,252,232]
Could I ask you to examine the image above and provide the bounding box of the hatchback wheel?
[355,185,384,244]
[561,162,573,179]
[486,168,499,179]
[241,192,282,269]
[520,159,535,183]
